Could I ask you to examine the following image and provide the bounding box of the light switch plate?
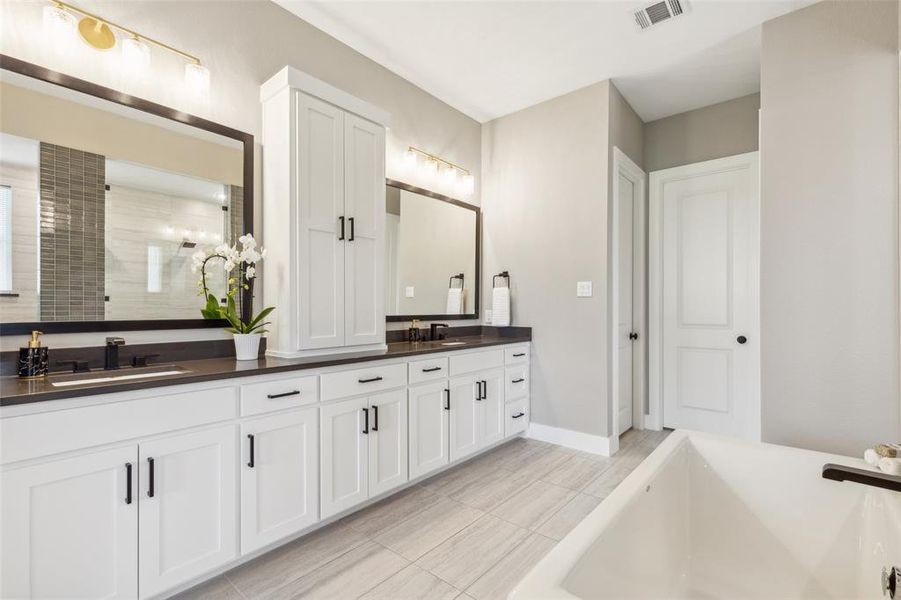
[577,281,593,297]
[405,286,415,298]
[484,309,493,325]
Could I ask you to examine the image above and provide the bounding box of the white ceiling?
[275,0,818,123]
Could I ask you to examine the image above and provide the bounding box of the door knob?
[737,335,747,344]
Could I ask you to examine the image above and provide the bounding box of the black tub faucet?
[430,323,449,341]
[105,337,125,370]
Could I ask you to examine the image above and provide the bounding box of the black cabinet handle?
[247,434,255,468]
[512,352,526,357]
[481,380,488,400]
[512,412,526,419]
[348,217,355,241]
[511,378,525,384]
[125,463,133,505]
[147,457,155,498]
[359,376,383,384]
[444,388,450,411]
[475,381,483,401]
[362,408,369,434]
[422,366,442,373]
[338,216,345,240]
[372,405,379,431]
[267,390,301,399]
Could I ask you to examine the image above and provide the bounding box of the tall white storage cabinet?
[262,67,389,357]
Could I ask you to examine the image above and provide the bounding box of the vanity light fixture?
[406,146,474,197]
[42,1,210,92]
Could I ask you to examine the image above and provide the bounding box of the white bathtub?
[512,430,901,599]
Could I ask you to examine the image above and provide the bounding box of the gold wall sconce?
[403,146,475,197]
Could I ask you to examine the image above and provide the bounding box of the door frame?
[648,151,761,438]
[610,147,648,439]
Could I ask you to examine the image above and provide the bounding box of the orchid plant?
[191,234,275,335]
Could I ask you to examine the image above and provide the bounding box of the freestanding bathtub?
[511,430,901,599]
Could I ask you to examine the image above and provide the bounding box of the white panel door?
[652,152,760,439]
[343,113,386,347]
[368,389,408,497]
[617,172,635,435]
[241,408,319,554]
[408,381,450,479]
[320,397,368,518]
[297,91,346,350]
[449,374,479,461]
[477,369,505,448]
[139,426,237,599]
[1,446,138,600]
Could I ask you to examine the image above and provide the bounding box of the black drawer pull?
[349,217,355,241]
[359,376,383,384]
[480,380,488,400]
[512,352,526,357]
[512,412,526,419]
[247,434,255,468]
[475,380,483,401]
[362,407,369,434]
[147,457,155,498]
[511,378,525,384]
[372,405,379,431]
[125,463,133,505]
[444,388,450,411]
[422,366,442,373]
[267,390,301,399]
[338,216,345,240]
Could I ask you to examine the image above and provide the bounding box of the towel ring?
[493,271,510,288]
[448,273,464,289]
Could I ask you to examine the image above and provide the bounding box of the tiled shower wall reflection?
[39,143,105,320]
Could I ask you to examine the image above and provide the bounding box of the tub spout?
[821,463,901,492]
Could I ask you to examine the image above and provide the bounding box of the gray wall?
[760,0,900,455]
[643,94,760,172]
[482,81,611,437]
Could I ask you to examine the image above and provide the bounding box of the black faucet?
[430,323,449,341]
[105,337,125,370]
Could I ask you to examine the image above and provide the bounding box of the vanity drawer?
[321,363,407,401]
[449,350,504,376]
[241,374,318,416]
[505,365,529,401]
[505,399,529,437]
[505,346,530,365]
[409,357,449,384]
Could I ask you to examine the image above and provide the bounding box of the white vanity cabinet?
[262,66,390,357]
[408,380,451,479]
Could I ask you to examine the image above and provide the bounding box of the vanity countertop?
[0,333,531,407]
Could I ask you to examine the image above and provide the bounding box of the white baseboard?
[527,422,615,457]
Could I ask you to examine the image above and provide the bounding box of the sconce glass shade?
[403,148,417,169]
[459,174,475,196]
[43,4,76,38]
[441,165,458,186]
[121,37,151,71]
[184,62,211,94]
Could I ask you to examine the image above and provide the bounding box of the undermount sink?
[49,365,192,387]
[440,341,467,346]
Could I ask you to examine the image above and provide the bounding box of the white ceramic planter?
[233,333,262,361]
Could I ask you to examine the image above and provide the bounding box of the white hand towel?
[446,287,464,314]
[878,457,901,476]
[492,286,511,327]
[864,449,880,466]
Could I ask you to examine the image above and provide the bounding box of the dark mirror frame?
[0,55,254,335]
[385,179,481,322]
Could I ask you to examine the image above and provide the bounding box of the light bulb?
[121,36,151,71]
[403,148,417,170]
[184,62,210,94]
[441,165,458,186]
[460,174,475,196]
[421,158,439,180]
[43,4,76,38]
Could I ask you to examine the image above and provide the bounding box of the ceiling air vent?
[634,0,686,30]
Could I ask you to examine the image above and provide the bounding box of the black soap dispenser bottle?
[18,330,49,379]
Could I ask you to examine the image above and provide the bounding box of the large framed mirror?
[385,179,480,322]
[0,55,254,335]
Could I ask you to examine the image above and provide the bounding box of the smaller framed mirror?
[385,180,480,322]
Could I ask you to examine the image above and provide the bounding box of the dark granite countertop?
[0,333,531,407]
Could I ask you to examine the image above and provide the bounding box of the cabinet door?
[1,446,138,599]
[139,426,237,599]
[449,374,480,462]
[408,381,450,479]
[241,408,319,555]
[478,369,506,448]
[343,113,386,347]
[297,91,346,350]
[368,389,408,497]
[320,397,369,519]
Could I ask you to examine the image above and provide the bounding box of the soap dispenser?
[408,319,422,343]
[18,330,49,379]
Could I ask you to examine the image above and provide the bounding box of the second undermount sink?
[49,365,192,387]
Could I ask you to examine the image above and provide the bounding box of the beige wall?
[482,81,610,437]
[643,93,760,172]
[608,84,645,170]
[760,0,900,455]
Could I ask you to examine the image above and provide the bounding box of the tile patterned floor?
[175,429,670,600]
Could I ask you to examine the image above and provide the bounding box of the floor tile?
[465,533,556,600]
[540,454,612,490]
[376,496,484,561]
[264,541,407,600]
[491,479,576,529]
[581,461,636,499]
[421,457,501,497]
[172,576,243,600]
[344,486,444,537]
[449,467,533,511]
[533,493,602,541]
[416,514,529,590]
[227,521,368,597]
[359,563,460,600]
